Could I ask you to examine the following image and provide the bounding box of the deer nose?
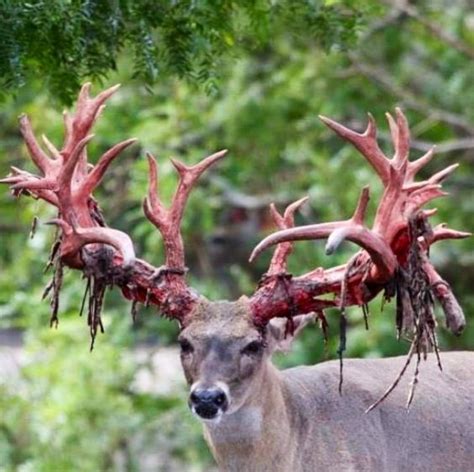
[189,387,228,419]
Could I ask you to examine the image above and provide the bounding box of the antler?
[144,150,227,272]
[141,149,227,308]
[1,84,225,343]
[3,84,137,266]
[249,109,470,335]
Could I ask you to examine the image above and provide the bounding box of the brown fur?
[179,298,474,472]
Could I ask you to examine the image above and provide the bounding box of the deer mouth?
[193,404,224,421]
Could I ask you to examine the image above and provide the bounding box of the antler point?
[318,115,333,126]
[248,249,258,263]
[170,157,186,173]
[80,82,92,95]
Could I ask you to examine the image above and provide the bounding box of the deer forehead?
[183,297,260,341]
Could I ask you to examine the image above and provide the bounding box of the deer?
[2,84,473,472]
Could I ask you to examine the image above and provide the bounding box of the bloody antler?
[266,196,309,275]
[141,149,227,310]
[144,150,227,272]
[1,84,225,342]
[3,83,137,266]
[249,109,470,335]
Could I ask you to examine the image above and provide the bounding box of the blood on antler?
[1,84,469,369]
[249,109,470,405]
[3,84,136,266]
[144,149,227,275]
[1,84,226,345]
[249,109,469,343]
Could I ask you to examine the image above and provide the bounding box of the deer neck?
[203,361,298,472]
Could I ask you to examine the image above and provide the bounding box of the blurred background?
[0,1,473,470]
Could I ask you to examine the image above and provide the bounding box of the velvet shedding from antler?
[248,109,470,405]
[1,85,469,366]
[1,84,226,346]
[249,109,469,340]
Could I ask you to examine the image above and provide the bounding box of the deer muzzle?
[189,383,229,421]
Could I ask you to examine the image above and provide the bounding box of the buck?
[2,84,473,472]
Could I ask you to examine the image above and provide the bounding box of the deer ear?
[267,313,316,353]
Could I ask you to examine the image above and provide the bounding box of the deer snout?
[189,385,229,420]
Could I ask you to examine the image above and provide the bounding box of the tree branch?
[347,53,474,135]
[385,0,474,60]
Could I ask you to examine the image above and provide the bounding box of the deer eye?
[179,338,194,355]
[242,340,264,356]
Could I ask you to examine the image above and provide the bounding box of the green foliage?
[0,0,473,469]
[0,0,367,103]
[0,318,212,471]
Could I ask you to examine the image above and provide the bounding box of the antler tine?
[144,150,227,270]
[143,153,164,225]
[63,83,121,158]
[319,113,391,184]
[0,167,59,205]
[251,187,396,283]
[267,197,309,275]
[78,138,138,199]
[428,163,459,184]
[170,150,228,222]
[325,187,370,254]
[143,153,180,267]
[19,114,55,173]
[404,164,459,193]
[41,134,62,160]
[64,83,119,182]
[428,224,471,244]
[404,184,447,217]
[349,185,370,225]
[407,146,436,182]
[385,108,410,166]
[59,134,95,188]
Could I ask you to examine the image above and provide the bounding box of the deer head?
[178,297,316,422]
[1,85,469,422]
